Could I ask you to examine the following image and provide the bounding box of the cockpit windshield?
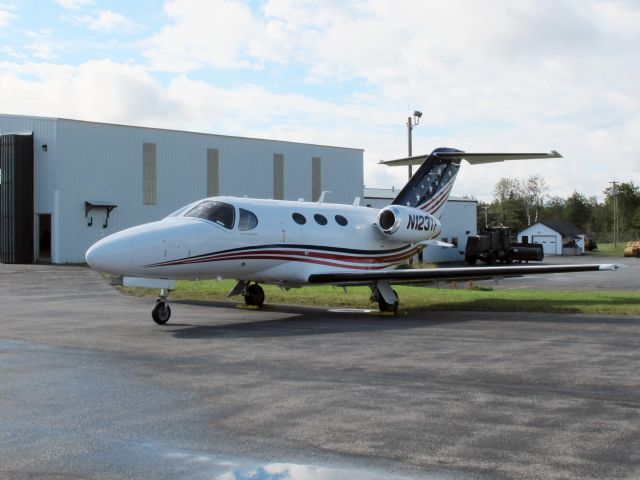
[184,201,235,229]
[165,202,198,219]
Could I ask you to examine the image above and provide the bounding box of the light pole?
[609,181,619,249]
[482,205,489,230]
[406,110,422,180]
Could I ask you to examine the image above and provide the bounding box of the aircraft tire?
[244,284,265,308]
[152,301,171,325]
[378,289,399,314]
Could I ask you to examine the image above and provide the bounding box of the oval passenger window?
[314,214,328,225]
[292,213,306,225]
[335,215,348,226]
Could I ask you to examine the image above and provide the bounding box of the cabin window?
[335,215,348,226]
[452,237,458,247]
[292,213,306,225]
[314,214,328,225]
[185,201,235,229]
[239,208,258,231]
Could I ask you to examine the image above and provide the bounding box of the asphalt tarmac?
[1,262,640,479]
[474,255,640,291]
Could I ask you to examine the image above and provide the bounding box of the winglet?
[598,263,626,270]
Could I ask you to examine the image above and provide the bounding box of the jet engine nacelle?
[376,205,441,243]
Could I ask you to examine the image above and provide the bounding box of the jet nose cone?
[86,234,134,275]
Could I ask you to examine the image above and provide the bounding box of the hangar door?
[0,133,34,263]
[532,235,557,255]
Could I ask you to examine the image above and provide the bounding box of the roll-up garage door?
[532,235,557,255]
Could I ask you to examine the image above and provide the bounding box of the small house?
[517,219,585,255]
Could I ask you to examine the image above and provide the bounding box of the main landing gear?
[370,282,399,314]
[226,280,266,308]
[243,283,265,307]
[152,288,172,325]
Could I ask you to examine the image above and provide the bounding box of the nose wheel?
[152,289,172,325]
[244,283,265,308]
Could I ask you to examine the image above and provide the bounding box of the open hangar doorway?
[37,213,51,262]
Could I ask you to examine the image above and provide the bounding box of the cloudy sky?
[1,0,638,200]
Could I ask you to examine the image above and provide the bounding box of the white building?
[517,220,585,255]
[0,114,363,264]
[363,187,477,263]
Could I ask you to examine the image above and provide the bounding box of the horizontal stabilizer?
[380,150,562,167]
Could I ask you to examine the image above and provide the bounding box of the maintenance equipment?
[465,227,544,265]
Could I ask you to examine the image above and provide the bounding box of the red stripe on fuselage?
[147,245,421,269]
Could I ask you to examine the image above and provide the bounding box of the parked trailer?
[465,227,544,265]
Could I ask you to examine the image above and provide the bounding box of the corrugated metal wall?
[426,199,478,262]
[0,133,34,263]
[44,118,363,263]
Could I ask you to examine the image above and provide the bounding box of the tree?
[632,207,640,232]
[543,196,566,220]
[565,191,592,228]
[521,175,547,226]
[492,177,522,225]
[603,182,640,232]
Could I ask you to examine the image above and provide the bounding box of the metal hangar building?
[0,114,363,264]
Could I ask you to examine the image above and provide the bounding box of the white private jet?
[86,148,620,324]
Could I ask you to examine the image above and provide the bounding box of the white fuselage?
[85,196,441,286]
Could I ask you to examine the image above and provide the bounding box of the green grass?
[589,242,627,257]
[121,279,640,315]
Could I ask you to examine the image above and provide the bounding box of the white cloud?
[23,30,60,61]
[0,6,16,27]
[144,0,264,71]
[71,9,140,32]
[55,0,94,10]
[0,60,179,125]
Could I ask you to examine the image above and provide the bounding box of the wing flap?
[308,264,621,285]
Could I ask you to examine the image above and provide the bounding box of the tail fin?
[390,147,463,219]
[381,148,562,220]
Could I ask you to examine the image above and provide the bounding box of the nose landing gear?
[152,288,172,325]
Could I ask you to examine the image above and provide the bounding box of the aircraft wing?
[379,151,562,167]
[307,263,621,286]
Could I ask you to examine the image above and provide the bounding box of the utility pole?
[406,110,422,181]
[482,205,489,229]
[609,181,619,249]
